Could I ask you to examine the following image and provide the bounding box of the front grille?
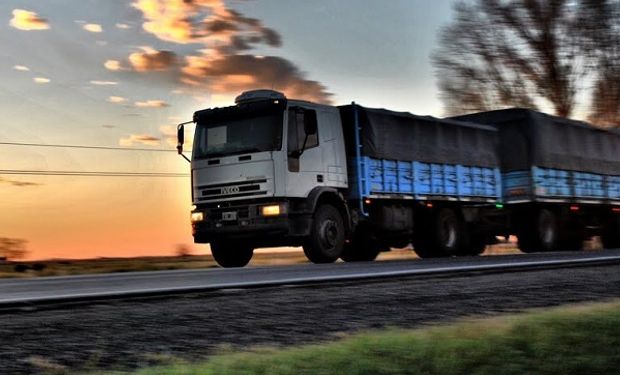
[196,179,268,201]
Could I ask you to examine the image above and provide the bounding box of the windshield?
[193,113,283,159]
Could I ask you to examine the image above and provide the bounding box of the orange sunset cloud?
[119,134,161,146]
[10,9,50,31]
[129,0,331,103]
[129,48,177,72]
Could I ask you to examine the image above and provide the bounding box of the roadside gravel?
[1,264,620,374]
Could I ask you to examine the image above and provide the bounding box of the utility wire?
[0,169,189,177]
[0,141,175,153]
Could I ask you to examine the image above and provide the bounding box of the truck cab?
[178,90,349,267]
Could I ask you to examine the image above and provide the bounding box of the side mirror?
[304,111,317,135]
[177,124,185,154]
[177,121,193,163]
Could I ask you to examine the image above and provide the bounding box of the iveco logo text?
[221,186,240,194]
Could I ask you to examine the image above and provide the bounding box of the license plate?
[222,211,237,221]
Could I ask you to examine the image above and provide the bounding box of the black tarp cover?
[338,105,499,168]
[451,108,620,175]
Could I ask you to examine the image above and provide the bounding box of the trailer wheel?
[210,241,254,268]
[303,204,345,263]
[601,215,620,249]
[460,229,487,256]
[341,223,381,262]
[414,208,461,258]
[518,209,558,253]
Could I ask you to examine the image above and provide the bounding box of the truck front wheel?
[210,241,254,268]
[303,204,345,264]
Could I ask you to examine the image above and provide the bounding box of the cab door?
[285,106,324,197]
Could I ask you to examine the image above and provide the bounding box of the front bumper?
[191,199,311,245]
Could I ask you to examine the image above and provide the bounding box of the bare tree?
[578,0,620,127]
[434,0,619,126]
[0,237,28,260]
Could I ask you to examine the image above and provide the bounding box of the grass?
[86,299,620,375]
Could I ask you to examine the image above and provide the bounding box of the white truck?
[177,89,620,267]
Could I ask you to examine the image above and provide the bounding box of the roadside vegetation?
[0,243,530,278]
[91,299,620,375]
[0,251,308,278]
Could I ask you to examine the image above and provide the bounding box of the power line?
[0,169,189,177]
[0,141,175,153]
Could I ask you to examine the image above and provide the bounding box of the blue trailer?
[337,105,620,258]
[453,108,620,252]
[338,105,505,258]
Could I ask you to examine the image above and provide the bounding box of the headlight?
[261,204,282,216]
[191,212,204,222]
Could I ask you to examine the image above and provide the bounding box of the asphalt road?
[2,250,620,306]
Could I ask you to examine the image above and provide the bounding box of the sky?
[0,0,454,260]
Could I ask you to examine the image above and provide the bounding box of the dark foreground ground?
[2,263,620,374]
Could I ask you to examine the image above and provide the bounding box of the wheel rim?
[319,219,339,249]
[440,216,457,248]
[539,211,555,246]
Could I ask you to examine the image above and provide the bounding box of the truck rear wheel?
[414,208,461,258]
[517,209,558,253]
[210,241,254,268]
[303,204,345,264]
[341,223,381,262]
[460,228,487,256]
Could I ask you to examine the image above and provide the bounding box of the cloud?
[131,0,331,103]
[0,177,40,187]
[83,23,103,33]
[159,125,178,146]
[132,0,281,50]
[160,124,192,146]
[119,134,161,146]
[33,77,50,84]
[128,47,177,72]
[183,54,332,104]
[135,99,169,108]
[104,60,123,71]
[13,65,30,71]
[90,80,118,86]
[108,96,127,103]
[10,9,50,31]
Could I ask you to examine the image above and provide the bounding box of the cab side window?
[288,107,318,152]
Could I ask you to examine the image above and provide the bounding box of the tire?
[341,223,381,262]
[303,204,345,264]
[414,208,461,258]
[557,229,584,251]
[517,209,558,253]
[601,215,620,249]
[210,241,254,268]
[460,228,487,256]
